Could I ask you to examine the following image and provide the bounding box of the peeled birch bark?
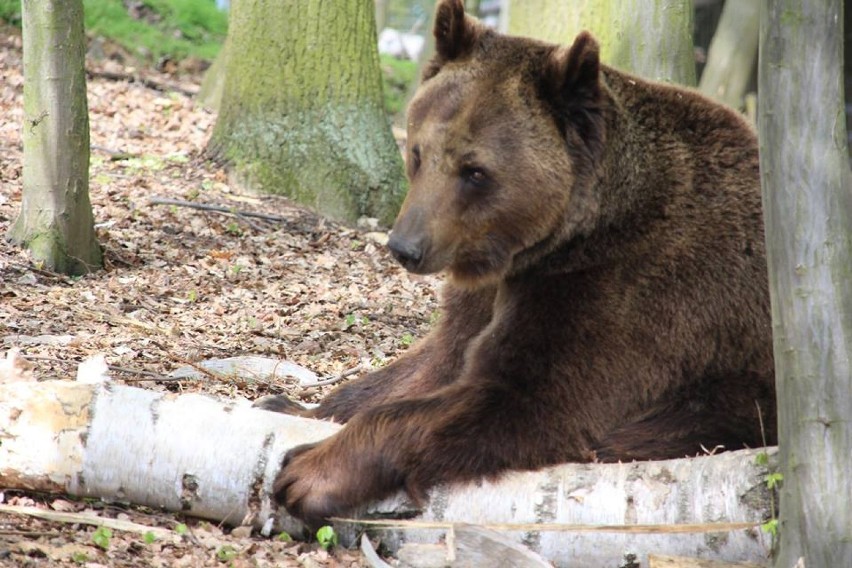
[0,379,774,567]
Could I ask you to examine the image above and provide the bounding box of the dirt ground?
[0,27,440,567]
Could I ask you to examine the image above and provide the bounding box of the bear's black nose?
[387,234,423,271]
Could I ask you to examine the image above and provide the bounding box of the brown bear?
[264,0,775,527]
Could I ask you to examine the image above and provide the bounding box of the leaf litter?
[0,26,439,567]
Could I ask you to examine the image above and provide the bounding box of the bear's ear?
[433,0,479,62]
[541,31,601,104]
[539,32,605,157]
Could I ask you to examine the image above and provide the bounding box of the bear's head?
[387,0,606,287]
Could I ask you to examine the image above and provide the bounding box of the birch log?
[0,379,775,566]
[0,380,339,537]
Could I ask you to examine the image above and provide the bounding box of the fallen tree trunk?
[0,377,775,567]
[0,378,340,537]
[370,449,774,567]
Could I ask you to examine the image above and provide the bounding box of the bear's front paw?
[273,441,394,528]
[273,443,338,528]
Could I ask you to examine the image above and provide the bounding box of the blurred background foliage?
[0,0,423,116]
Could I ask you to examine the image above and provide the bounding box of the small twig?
[3,261,73,284]
[170,357,225,382]
[91,145,138,161]
[107,365,175,382]
[88,310,171,335]
[233,211,266,232]
[0,530,59,537]
[310,364,365,388]
[149,196,290,223]
[20,354,76,365]
[20,355,178,382]
[699,443,725,456]
[331,517,760,534]
[0,505,177,541]
[86,69,198,97]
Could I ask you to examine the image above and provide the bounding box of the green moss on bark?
[208,0,406,225]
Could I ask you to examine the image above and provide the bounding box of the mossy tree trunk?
[758,1,852,566]
[207,0,406,226]
[506,0,696,85]
[698,0,760,110]
[8,0,102,275]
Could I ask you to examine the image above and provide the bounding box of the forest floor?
[0,27,440,567]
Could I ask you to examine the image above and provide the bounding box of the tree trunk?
[698,0,759,110]
[397,3,435,127]
[758,1,852,567]
[207,0,406,226]
[845,0,852,163]
[506,0,696,85]
[1,376,775,567]
[7,0,102,275]
[375,0,390,32]
[197,40,228,112]
[464,0,481,16]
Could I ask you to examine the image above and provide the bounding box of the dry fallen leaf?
[49,499,82,512]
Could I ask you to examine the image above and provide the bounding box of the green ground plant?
[0,0,226,61]
[91,526,112,550]
[315,525,338,550]
[380,54,418,115]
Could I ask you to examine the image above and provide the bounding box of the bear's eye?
[410,145,422,173]
[461,166,488,188]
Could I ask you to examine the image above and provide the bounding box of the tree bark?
[758,1,852,567]
[7,0,102,275]
[375,0,390,33]
[845,0,852,163]
[197,40,228,112]
[1,378,775,567]
[397,3,435,127]
[506,0,696,85]
[207,0,406,226]
[698,0,759,110]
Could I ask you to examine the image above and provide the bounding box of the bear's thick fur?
[270,0,775,526]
